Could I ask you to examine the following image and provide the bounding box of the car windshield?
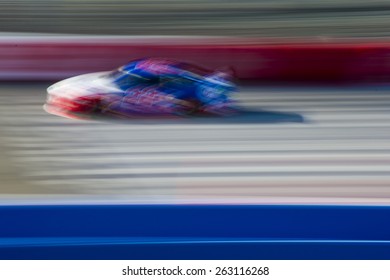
[107,70,158,89]
[106,62,213,90]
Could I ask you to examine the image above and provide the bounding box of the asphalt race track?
[0,83,389,205]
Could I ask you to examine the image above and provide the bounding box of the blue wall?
[0,205,389,259]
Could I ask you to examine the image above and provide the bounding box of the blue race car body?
[45,58,237,120]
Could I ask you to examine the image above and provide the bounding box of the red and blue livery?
[44,58,237,120]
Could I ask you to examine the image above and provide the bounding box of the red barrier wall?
[1,37,390,82]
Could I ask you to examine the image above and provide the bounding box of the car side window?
[161,76,194,88]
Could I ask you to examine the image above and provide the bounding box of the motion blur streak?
[1,0,390,37]
[1,0,390,206]
[1,83,390,205]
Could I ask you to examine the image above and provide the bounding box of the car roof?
[120,58,213,77]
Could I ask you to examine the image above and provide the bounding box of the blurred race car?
[44,58,237,120]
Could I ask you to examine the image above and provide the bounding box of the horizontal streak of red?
[1,39,390,82]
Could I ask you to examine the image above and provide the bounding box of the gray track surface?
[0,83,390,205]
